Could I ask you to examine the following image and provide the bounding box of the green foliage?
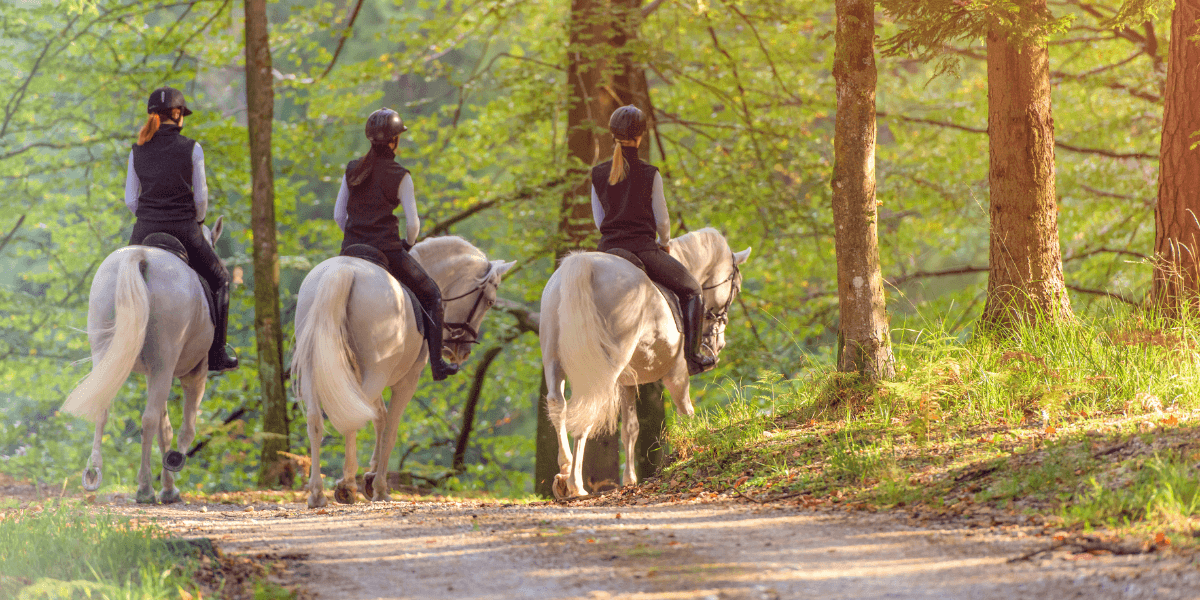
[0,503,202,599]
[0,0,1172,498]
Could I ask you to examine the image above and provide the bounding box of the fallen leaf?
[1162,415,1179,426]
[614,513,621,519]
[1044,425,1057,435]
[734,476,749,488]
[1155,532,1171,546]
[587,539,595,543]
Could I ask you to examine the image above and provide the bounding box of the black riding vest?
[591,146,660,253]
[341,148,411,252]
[131,124,198,223]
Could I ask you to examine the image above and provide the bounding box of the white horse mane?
[412,236,499,285]
[668,227,731,273]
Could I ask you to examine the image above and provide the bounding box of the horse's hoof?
[82,467,102,492]
[159,489,182,504]
[162,450,186,472]
[307,492,328,509]
[552,474,583,500]
[363,472,375,497]
[334,483,356,505]
[136,489,158,505]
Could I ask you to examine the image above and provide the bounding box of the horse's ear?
[211,216,224,245]
[491,260,516,277]
[733,247,751,265]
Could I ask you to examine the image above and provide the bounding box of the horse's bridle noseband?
[441,272,497,345]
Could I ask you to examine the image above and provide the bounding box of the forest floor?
[57,487,1200,600]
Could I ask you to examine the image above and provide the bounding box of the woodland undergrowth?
[662,308,1200,550]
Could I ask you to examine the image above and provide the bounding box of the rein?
[441,270,496,345]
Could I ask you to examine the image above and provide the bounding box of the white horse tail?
[62,250,150,423]
[292,267,377,434]
[556,253,624,436]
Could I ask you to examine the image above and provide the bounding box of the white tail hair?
[556,253,625,436]
[290,267,377,434]
[62,250,150,422]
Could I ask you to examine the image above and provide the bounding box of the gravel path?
[108,497,1200,600]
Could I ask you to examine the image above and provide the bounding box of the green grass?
[663,309,1200,541]
[0,502,211,599]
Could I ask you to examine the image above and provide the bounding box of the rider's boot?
[682,294,716,376]
[422,301,460,381]
[207,282,239,373]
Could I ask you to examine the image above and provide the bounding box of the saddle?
[604,248,683,333]
[340,244,424,336]
[139,233,216,326]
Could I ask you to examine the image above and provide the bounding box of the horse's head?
[412,237,516,366]
[671,228,752,365]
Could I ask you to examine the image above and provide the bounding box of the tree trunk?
[245,0,290,488]
[980,3,1073,329]
[1153,0,1200,313]
[536,0,624,498]
[832,0,894,379]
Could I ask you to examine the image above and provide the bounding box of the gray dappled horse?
[291,236,513,509]
[540,227,750,499]
[61,218,226,504]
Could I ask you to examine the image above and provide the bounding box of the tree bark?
[979,2,1073,329]
[1153,0,1200,313]
[832,0,894,379]
[245,0,289,488]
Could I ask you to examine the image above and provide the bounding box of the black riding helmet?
[609,105,646,141]
[147,86,193,116]
[365,108,408,143]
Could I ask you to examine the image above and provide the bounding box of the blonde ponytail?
[608,143,628,185]
[137,113,161,146]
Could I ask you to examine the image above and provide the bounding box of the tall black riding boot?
[682,294,716,376]
[422,301,460,381]
[207,283,240,373]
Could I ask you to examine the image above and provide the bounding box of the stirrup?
[430,359,460,381]
[687,355,716,376]
[208,345,239,373]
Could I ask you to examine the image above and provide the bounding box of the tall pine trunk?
[832,0,894,379]
[245,0,289,488]
[980,3,1073,329]
[1153,0,1200,313]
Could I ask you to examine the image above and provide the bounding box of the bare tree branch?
[0,215,25,256]
[1066,284,1137,305]
[318,0,366,80]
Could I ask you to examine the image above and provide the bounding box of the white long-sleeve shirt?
[590,171,671,245]
[123,144,209,223]
[333,172,420,245]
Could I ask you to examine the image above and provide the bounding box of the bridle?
[701,254,741,326]
[699,254,741,354]
[440,269,498,345]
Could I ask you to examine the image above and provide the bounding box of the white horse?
[540,227,751,499]
[61,218,226,504]
[291,236,514,509]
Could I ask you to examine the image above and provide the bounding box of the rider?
[590,105,716,375]
[333,108,460,381]
[124,86,239,373]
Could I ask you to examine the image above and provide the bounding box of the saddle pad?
[137,234,216,326]
[604,249,683,333]
[339,247,424,337]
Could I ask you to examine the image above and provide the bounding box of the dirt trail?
[108,497,1200,600]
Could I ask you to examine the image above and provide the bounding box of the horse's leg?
[334,430,359,504]
[370,364,423,502]
[82,409,108,491]
[363,395,387,498]
[159,369,205,504]
[157,406,178,504]
[662,363,695,418]
[137,371,172,504]
[545,357,575,500]
[568,425,593,498]
[620,386,639,487]
[305,396,327,509]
